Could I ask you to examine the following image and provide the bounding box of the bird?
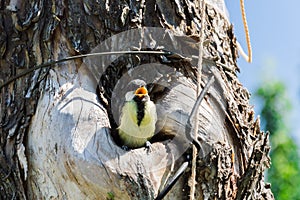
[118,85,157,149]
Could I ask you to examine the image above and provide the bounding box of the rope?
[239,0,252,63]
[188,1,207,199]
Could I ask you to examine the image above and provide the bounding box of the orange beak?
[134,86,148,98]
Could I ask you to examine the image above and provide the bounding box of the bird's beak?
[134,86,148,98]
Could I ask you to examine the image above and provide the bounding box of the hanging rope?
[188,1,252,199]
[239,0,252,63]
[188,0,207,199]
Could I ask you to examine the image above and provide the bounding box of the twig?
[186,75,215,133]
[185,74,215,153]
[155,162,189,200]
[0,50,171,90]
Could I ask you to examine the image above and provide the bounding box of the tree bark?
[0,0,273,199]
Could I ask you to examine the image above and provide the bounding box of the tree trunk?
[0,0,274,199]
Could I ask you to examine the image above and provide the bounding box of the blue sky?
[226,0,300,144]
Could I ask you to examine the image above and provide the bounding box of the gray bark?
[0,0,273,199]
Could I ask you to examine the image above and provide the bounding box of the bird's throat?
[133,96,145,126]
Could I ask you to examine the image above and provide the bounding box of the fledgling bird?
[118,85,157,149]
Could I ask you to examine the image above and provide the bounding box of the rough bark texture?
[0,0,273,199]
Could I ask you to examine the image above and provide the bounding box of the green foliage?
[255,81,300,200]
[106,191,115,200]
